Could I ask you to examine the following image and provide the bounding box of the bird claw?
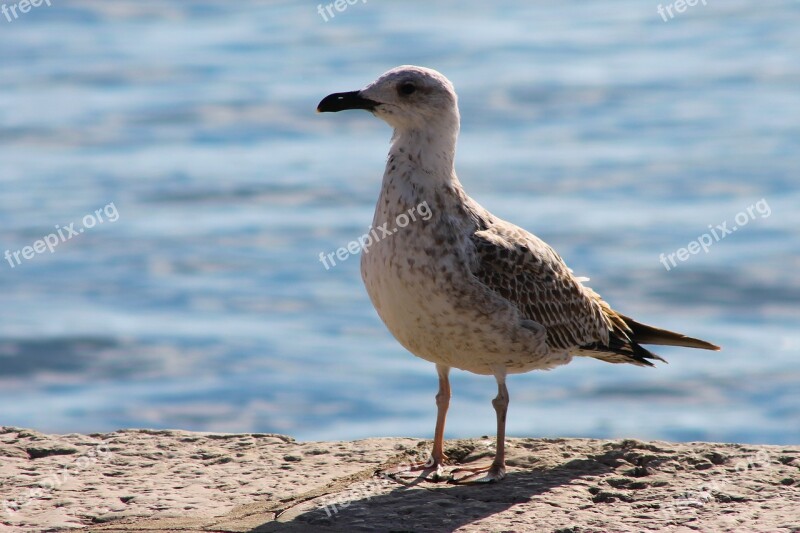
[378,455,507,484]
[449,464,506,484]
[377,457,447,483]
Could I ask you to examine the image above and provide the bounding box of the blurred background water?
[0,0,798,445]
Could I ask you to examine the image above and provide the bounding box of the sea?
[0,0,798,445]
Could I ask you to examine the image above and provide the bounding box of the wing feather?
[470,224,611,352]
[467,216,718,366]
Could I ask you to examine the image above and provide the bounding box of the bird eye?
[399,82,416,96]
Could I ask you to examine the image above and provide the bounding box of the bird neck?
[376,127,468,225]
[387,127,460,188]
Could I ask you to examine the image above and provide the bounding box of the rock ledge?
[0,427,798,532]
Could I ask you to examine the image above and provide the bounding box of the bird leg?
[431,364,451,465]
[451,373,508,483]
[379,365,451,481]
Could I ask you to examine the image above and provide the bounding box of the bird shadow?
[249,445,627,533]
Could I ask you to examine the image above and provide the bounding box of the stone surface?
[0,427,798,532]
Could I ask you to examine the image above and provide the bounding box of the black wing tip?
[632,342,667,366]
[578,339,667,367]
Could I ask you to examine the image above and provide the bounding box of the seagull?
[317,65,720,483]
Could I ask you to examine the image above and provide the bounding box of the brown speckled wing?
[469,224,613,352]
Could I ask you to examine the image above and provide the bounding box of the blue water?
[0,1,798,445]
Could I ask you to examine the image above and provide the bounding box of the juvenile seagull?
[317,66,720,483]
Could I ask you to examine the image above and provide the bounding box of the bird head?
[317,65,460,134]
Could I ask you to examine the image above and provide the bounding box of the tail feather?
[619,314,721,351]
[577,310,720,367]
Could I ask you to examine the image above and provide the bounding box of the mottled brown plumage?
[470,222,718,367]
[318,65,720,483]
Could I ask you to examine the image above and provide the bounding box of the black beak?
[317,91,379,113]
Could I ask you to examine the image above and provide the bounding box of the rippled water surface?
[0,1,798,444]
